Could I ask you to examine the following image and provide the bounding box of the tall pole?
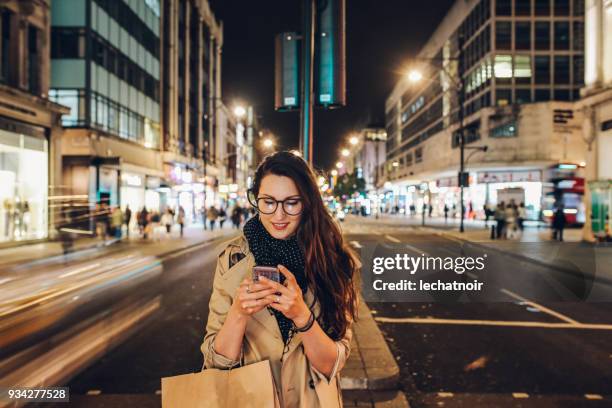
[300,0,315,165]
[458,32,466,233]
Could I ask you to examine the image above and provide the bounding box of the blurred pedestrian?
[218,207,227,229]
[552,204,566,242]
[138,206,149,239]
[161,208,174,235]
[124,205,132,237]
[493,202,506,239]
[444,204,449,223]
[517,202,526,232]
[207,206,219,230]
[484,203,491,228]
[231,205,243,229]
[505,201,518,239]
[177,206,186,237]
[428,204,433,218]
[110,206,123,238]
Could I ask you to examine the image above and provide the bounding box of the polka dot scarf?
[243,215,307,344]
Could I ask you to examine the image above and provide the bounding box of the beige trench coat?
[201,234,352,407]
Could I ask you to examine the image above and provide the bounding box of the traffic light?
[315,0,346,108]
[274,32,301,111]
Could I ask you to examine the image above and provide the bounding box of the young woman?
[201,151,359,407]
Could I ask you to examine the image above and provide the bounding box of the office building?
[0,0,69,244]
[384,0,587,221]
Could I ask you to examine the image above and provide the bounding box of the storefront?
[0,129,48,242]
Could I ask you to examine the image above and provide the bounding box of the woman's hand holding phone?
[260,265,311,327]
[232,277,277,316]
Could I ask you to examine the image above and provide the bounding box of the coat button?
[309,379,315,389]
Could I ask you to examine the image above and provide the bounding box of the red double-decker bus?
[542,163,586,226]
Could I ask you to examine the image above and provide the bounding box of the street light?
[349,136,358,146]
[407,70,423,83]
[331,169,338,176]
[233,105,246,118]
[262,138,274,149]
[336,162,343,169]
[341,148,350,157]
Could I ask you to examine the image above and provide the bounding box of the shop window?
[490,121,517,137]
[516,89,532,103]
[554,22,570,50]
[535,22,550,50]
[495,21,512,49]
[554,55,570,84]
[554,0,570,15]
[514,55,532,84]
[535,0,550,15]
[534,88,550,101]
[0,131,49,242]
[515,22,531,50]
[515,0,532,15]
[496,0,512,15]
[496,88,512,106]
[534,56,550,84]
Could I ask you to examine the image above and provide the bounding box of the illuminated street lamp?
[331,169,338,176]
[336,162,343,169]
[341,148,350,157]
[263,138,274,149]
[349,136,358,146]
[233,105,246,118]
[407,69,423,83]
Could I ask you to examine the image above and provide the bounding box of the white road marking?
[512,393,529,398]
[437,392,454,398]
[466,272,478,279]
[384,235,400,243]
[86,390,102,395]
[350,241,362,249]
[584,394,603,400]
[500,288,579,324]
[374,316,612,330]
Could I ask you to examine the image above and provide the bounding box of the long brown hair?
[249,151,359,340]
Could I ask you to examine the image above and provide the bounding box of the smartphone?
[252,266,281,283]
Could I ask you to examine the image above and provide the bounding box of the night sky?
[209,0,455,171]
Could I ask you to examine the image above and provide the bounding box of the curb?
[343,390,410,408]
[340,299,400,391]
[422,227,612,287]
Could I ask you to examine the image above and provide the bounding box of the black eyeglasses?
[247,190,304,216]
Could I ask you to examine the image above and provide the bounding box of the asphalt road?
[345,220,612,408]
[36,218,612,408]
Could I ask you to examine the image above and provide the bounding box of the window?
[535,22,550,50]
[573,0,585,16]
[515,22,531,49]
[554,89,570,100]
[516,89,532,103]
[574,55,584,85]
[27,25,40,94]
[496,88,512,106]
[415,147,423,163]
[515,0,532,15]
[514,55,532,84]
[496,21,512,49]
[554,22,570,50]
[535,0,550,15]
[51,29,85,59]
[554,55,570,83]
[491,121,517,137]
[535,89,550,101]
[1,9,11,83]
[49,89,86,126]
[494,54,513,78]
[554,0,570,15]
[496,0,512,15]
[535,56,550,84]
[573,22,584,51]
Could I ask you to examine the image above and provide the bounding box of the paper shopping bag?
[161,360,280,408]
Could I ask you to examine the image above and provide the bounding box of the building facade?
[51,0,164,228]
[577,0,612,240]
[161,0,223,222]
[0,0,69,244]
[384,0,587,221]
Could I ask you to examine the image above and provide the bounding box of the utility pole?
[458,32,466,233]
[300,0,315,165]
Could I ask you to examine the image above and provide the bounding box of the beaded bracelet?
[295,311,315,333]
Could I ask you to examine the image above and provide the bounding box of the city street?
[8,217,605,407]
